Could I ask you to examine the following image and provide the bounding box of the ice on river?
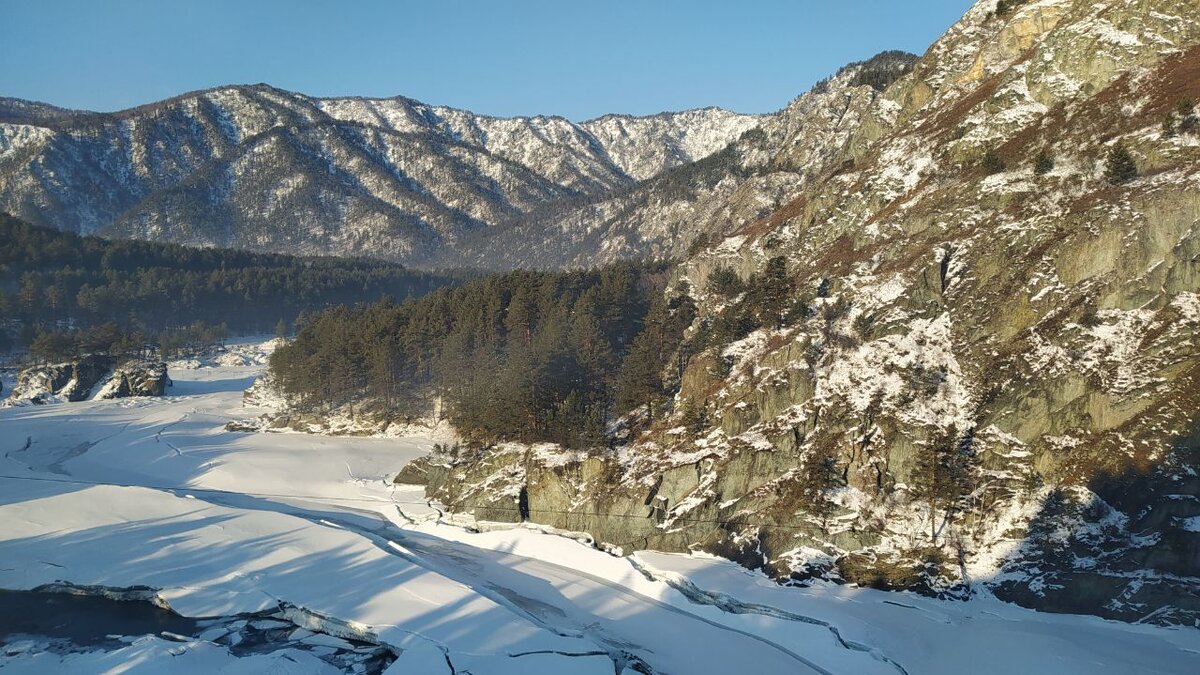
[1,339,1196,674]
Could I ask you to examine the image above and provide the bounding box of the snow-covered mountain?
[0,87,758,264]
[423,0,1200,625]
[458,51,918,268]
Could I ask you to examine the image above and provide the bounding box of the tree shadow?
[987,424,1200,625]
[0,500,580,654]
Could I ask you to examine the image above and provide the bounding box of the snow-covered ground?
[1,339,1197,674]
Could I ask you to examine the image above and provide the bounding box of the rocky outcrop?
[233,372,456,440]
[93,361,172,399]
[4,354,116,405]
[456,51,918,269]
[4,357,171,405]
[424,0,1200,625]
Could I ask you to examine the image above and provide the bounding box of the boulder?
[95,362,172,399]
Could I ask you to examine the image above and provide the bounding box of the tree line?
[0,213,459,352]
[26,320,233,364]
[270,262,695,448]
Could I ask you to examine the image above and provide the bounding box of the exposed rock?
[94,362,172,399]
[459,51,918,269]
[393,455,435,486]
[425,0,1200,625]
[4,355,116,405]
[4,357,171,406]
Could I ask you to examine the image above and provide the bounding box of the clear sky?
[0,0,975,120]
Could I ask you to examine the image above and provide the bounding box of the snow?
[87,371,123,401]
[819,313,975,428]
[877,140,933,198]
[317,95,759,184]
[0,124,54,157]
[1172,292,1200,324]
[853,274,908,310]
[529,442,586,468]
[1084,18,1144,48]
[1,338,1197,673]
[630,551,1200,675]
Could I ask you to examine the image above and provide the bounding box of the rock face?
[0,88,757,267]
[4,357,171,405]
[424,0,1200,625]
[4,355,116,404]
[94,362,172,399]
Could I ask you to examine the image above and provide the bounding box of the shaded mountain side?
[0,214,458,338]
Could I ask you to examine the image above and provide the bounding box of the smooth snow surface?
[1,339,1197,674]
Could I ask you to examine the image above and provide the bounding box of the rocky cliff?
[4,357,171,406]
[418,0,1200,625]
[92,362,172,399]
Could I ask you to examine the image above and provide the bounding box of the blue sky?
[0,0,974,120]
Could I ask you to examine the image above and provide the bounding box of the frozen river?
[1,341,1197,674]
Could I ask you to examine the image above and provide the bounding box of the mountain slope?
[0,86,758,263]
[452,51,917,269]
[426,0,1200,624]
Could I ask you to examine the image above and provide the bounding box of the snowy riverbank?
[1,340,1196,674]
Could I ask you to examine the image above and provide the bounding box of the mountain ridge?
[0,85,755,127]
[0,83,762,265]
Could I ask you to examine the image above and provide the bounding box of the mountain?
[453,51,918,268]
[411,0,1200,624]
[0,87,758,264]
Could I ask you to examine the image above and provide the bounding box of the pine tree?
[911,425,978,542]
[615,319,666,420]
[1162,111,1179,138]
[1178,99,1199,134]
[1104,143,1137,185]
[30,330,76,364]
[269,264,671,446]
[994,0,1028,17]
[17,271,39,319]
[1034,150,1055,176]
[800,439,843,526]
[982,149,1006,175]
[707,266,743,298]
[745,256,793,329]
[275,317,289,340]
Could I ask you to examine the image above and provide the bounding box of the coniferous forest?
[270,263,697,448]
[0,213,458,352]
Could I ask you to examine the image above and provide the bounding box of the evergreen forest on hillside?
[270,263,698,448]
[0,213,458,353]
[270,255,815,448]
